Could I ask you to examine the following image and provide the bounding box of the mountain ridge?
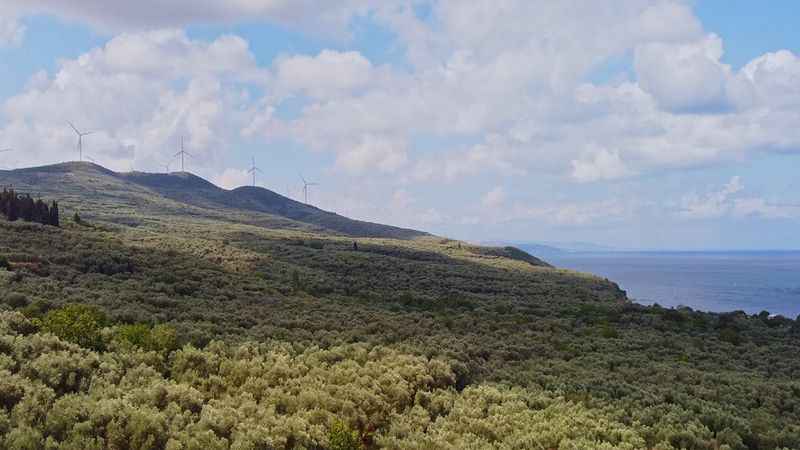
[1,162,428,240]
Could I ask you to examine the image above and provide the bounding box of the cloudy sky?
[1,1,799,250]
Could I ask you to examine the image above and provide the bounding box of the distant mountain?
[514,243,567,256]
[543,241,618,253]
[0,162,427,239]
[485,241,618,255]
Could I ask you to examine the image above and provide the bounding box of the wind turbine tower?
[68,122,94,162]
[248,156,263,187]
[300,174,319,205]
[174,136,193,172]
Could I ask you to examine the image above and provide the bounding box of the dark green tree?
[5,189,19,221]
[49,201,60,227]
[19,194,33,222]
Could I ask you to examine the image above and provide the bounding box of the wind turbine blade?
[67,122,80,134]
[299,172,307,184]
[83,131,96,136]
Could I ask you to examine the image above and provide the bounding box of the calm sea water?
[547,251,800,318]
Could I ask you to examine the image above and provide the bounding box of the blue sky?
[1,1,800,250]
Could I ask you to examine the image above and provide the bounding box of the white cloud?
[334,134,408,174]
[0,30,261,173]
[0,9,25,47]
[481,186,506,208]
[677,176,800,221]
[508,199,635,227]
[678,176,743,219]
[571,148,634,182]
[317,183,447,231]
[14,1,781,186]
[732,197,800,220]
[4,0,384,37]
[391,189,415,209]
[268,0,800,185]
[634,1,703,43]
[212,168,251,189]
[634,34,731,113]
[275,50,374,100]
[410,135,526,183]
[734,50,800,110]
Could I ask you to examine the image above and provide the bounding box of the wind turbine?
[299,173,319,204]
[68,122,94,162]
[163,161,172,173]
[174,136,193,172]
[248,156,263,187]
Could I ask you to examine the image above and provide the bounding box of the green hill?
[0,163,798,449]
[2,162,429,239]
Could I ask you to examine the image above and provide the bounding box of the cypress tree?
[7,190,18,222]
[0,189,7,217]
[50,201,60,227]
[33,199,46,224]
[19,195,34,222]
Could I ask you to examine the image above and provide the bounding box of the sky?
[1,1,800,250]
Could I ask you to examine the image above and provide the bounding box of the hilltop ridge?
[1,162,428,240]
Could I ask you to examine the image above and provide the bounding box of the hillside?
[1,162,428,239]
[0,163,799,449]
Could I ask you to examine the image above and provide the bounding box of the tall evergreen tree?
[0,189,8,217]
[7,190,18,222]
[33,199,46,224]
[19,195,34,222]
[50,201,60,227]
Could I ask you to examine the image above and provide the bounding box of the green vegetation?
[39,303,107,350]
[328,421,366,450]
[0,189,60,226]
[0,162,798,449]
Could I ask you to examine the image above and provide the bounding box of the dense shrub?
[40,304,107,350]
[1,208,799,448]
[0,312,685,450]
[77,251,135,275]
[328,420,365,450]
[3,292,28,308]
[115,323,178,352]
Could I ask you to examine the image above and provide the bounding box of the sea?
[546,251,800,318]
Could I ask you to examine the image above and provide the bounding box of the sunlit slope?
[1,162,427,238]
